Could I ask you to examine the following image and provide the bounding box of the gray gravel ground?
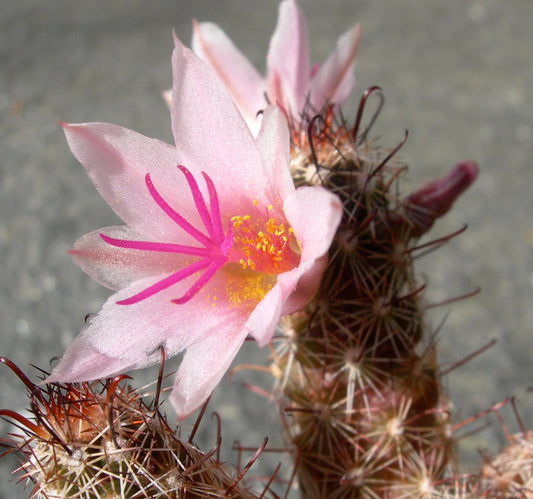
[1,1,532,497]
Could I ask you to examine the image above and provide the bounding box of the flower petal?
[192,20,265,131]
[46,341,140,383]
[170,36,269,209]
[245,283,283,347]
[267,0,310,112]
[70,226,194,291]
[255,106,294,202]
[276,254,328,316]
[308,24,360,111]
[280,185,343,314]
[285,186,343,263]
[60,122,204,241]
[247,185,342,345]
[48,270,251,383]
[169,326,248,419]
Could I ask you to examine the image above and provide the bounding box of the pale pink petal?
[69,226,193,291]
[49,259,255,415]
[46,342,141,383]
[280,185,343,314]
[60,122,205,241]
[60,287,198,365]
[308,24,360,111]
[245,284,283,347]
[284,186,343,262]
[170,36,269,209]
[192,20,265,129]
[276,254,329,316]
[169,327,248,418]
[255,106,294,201]
[267,0,310,112]
[247,185,342,345]
[47,270,251,384]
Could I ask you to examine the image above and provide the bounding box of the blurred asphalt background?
[1,0,532,496]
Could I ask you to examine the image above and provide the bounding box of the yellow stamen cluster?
[224,271,276,308]
[230,210,295,274]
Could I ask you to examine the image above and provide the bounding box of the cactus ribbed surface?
[271,93,477,497]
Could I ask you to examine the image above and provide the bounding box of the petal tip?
[172,29,183,49]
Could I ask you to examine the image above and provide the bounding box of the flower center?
[229,207,299,275]
[100,166,299,306]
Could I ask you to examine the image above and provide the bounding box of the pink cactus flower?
[46,36,342,419]
[164,0,360,135]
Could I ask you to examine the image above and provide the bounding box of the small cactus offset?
[0,357,267,498]
[271,90,478,497]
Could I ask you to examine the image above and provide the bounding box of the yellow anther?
[230,208,299,273]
